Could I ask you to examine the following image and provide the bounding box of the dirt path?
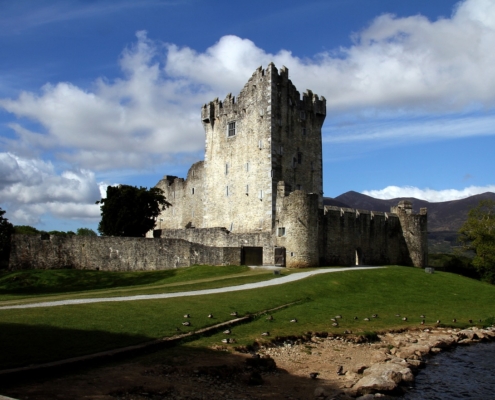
[0,266,382,310]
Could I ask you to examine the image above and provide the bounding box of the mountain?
[325,191,495,233]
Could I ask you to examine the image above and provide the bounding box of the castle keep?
[150,63,428,268]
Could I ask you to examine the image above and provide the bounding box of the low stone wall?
[9,234,241,271]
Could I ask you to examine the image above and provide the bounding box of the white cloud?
[0,152,103,225]
[1,0,495,173]
[363,185,495,203]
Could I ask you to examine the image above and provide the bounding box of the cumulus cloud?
[1,0,495,173]
[0,152,103,225]
[362,185,495,203]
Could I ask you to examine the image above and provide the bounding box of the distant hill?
[325,191,495,232]
[323,191,495,253]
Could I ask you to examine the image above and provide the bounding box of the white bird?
[182,321,191,326]
[208,314,213,318]
[230,311,238,316]
[290,319,297,323]
[223,329,231,334]
[261,332,270,336]
[183,314,190,318]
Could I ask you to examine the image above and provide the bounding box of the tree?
[14,225,40,235]
[0,208,15,268]
[76,227,97,236]
[459,200,495,284]
[96,185,171,237]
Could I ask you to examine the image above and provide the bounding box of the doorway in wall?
[274,247,286,267]
[355,248,363,266]
[241,247,263,266]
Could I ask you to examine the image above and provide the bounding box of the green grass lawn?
[0,265,494,370]
[0,265,281,305]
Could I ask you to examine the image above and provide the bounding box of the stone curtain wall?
[322,207,412,266]
[9,235,241,271]
[155,227,274,265]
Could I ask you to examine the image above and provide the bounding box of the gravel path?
[0,266,383,310]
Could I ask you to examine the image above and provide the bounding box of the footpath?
[0,266,382,310]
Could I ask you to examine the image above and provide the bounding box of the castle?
[149,63,428,268]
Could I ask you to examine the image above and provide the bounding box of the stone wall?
[155,227,274,265]
[9,235,241,271]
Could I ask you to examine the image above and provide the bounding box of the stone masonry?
[150,64,428,268]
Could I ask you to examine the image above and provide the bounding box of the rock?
[371,351,389,363]
[314,386,329,398]
[428,335,456,348]
[395,344,430,359]
[353,365,369,374]
[352,362,414,395]
[356,394,375,400]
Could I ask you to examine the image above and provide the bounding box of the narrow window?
[258,140,263,149]
[226,186,229,197]
[228,121,236,137]
[270,170,274,178]
[230,222,234,231]
[191,187,195,195]
[300,111,306,120]
[246,184,249,194]
[311,161,314,171]
[225,163,229,175]
[302,128,306,135]
[245,162,249,172]
[258,190,263,200]
[292,157,297,168]
[280,145,284,155]
[296,184,302,190]
[278,227,286,237]
[297,152,302,164]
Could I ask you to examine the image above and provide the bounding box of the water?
[401,342,495,399]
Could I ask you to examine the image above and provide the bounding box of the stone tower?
[201,63,326,233]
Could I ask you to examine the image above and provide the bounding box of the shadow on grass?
[0,322,152,371]
[1,333,343,399]
[0,269,179,295]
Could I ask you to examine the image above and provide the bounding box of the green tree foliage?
[96,185,171,237]
[14,225,40,235]
[76,228,97,236]
[459,199,495,283]
[0,208,15,268]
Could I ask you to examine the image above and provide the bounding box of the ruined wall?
[275,189,321,267]
[322,207,410,266]
[392,201,428,268]
[9,235,241,271]
[155,227,274,265]
[151,161,205,232]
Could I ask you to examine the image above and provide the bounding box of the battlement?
[201,63,326,124]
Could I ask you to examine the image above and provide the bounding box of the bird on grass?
[261,332,270,336]
[223,329,231,334]
[354,316,358,320]
[335,315,342,319]
[469,319,473,324]
[436,320,441,324]
[266,315,273,321]
[290,319,298,323]
[183,314,190,318]
[331,318,337,322]
[309,372,319,379]
[182,321,191,326]
[452,318,457,323]
[402,317,408,321]
[221,338,236,344]
[208,314,213,318]
[364,317,370,321]
[332,322,338,327]
[230,311,238,316]
[372,314,378,318]
[420,315,426,319]
[421,320,425,325]
[395,314,401,317]
[175,327,181,332]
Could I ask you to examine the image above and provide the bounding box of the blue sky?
[1,0,494,232]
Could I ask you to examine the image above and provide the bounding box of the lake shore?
[2,325,494,399]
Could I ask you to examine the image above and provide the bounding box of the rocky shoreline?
[3,325,495,400]
[255,325,495,399]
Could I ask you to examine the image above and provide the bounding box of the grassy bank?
[0,265,279,304]
[0,265,494,370]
